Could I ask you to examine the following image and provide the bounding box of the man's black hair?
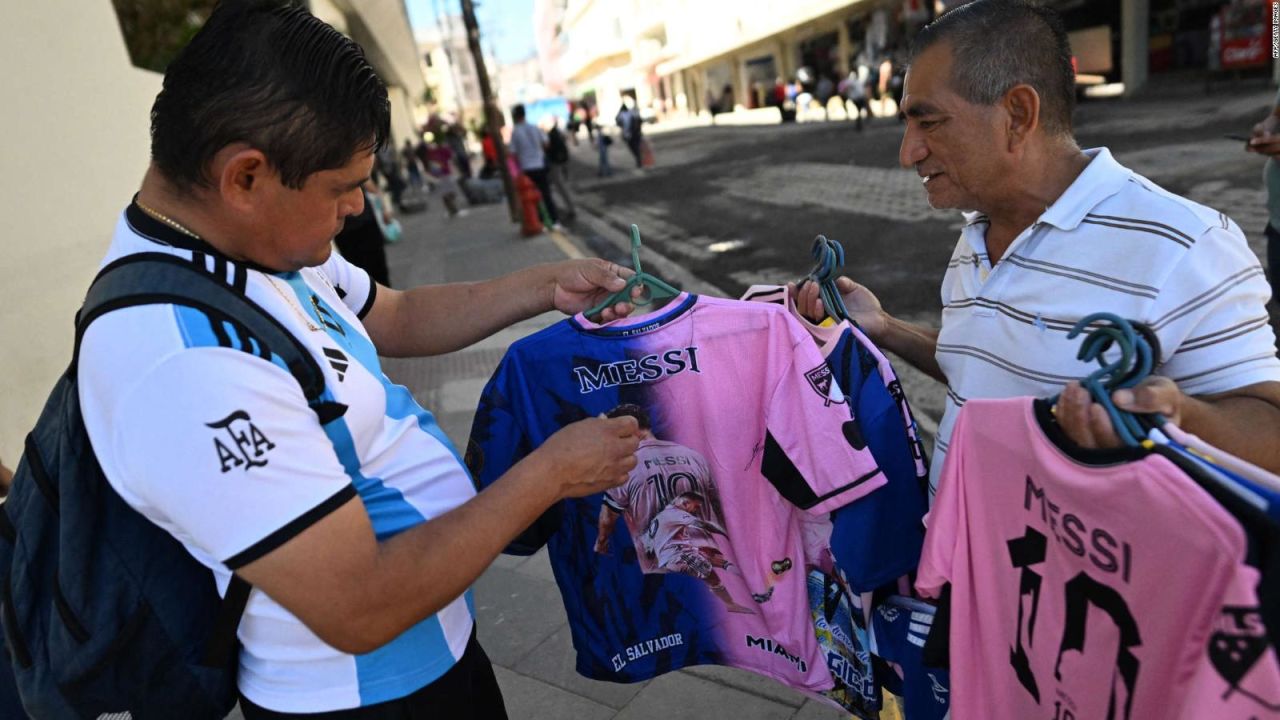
[150,0,391,193]
[909,0,1076,135]
[605,403,651,430]
[512,104,527,121]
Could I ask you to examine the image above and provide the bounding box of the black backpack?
[0,253,344,719]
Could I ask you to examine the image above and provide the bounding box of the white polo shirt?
[931,147,1280,496]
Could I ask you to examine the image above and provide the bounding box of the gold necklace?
[135,198,202,240]
[135,199,322,333]
[265,276,322,332]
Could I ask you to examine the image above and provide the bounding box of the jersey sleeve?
[603,484,628,513]
[1152,224,1280,395]
[103,349,357,570]
[760,319,886,515]
[916,405,970,599]
[318,249,377,320]
[465,354,554,553]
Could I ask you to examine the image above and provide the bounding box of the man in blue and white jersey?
[76,3,642,717]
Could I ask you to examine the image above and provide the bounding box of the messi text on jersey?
[573,347,702,394]
[1025,475,1133,584]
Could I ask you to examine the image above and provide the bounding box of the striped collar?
[1036,147,1131,232]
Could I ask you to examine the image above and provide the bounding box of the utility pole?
[460,0,519,222]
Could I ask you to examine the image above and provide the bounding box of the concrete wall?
[0,1,161,464]
[0,0,427,467]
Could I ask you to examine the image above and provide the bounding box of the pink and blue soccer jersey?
[917,397,1248,719]
[741,285,929,592]
[466,294,885,696]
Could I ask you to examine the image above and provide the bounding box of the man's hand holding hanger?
[1055,378,1185,449]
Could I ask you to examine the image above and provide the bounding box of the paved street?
[565,85,1279,430]
[233,86,1278,720]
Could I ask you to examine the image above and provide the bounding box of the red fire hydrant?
[516,174,544,236]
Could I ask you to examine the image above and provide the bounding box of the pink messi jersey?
[917,397,1246,720]
[468,293,886,694]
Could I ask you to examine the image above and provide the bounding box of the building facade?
[0,0,429,465]
[417,13,492,127]
[546,0,1276,125]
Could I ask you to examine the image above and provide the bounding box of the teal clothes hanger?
[586,224,681,318]
[1059,313,1166,446]
[801,235,852,323]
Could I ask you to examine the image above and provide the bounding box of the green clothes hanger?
[586,224,681,317]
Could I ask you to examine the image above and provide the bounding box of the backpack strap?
[72,252,347,668]
[74,253,328,403]
[202,575,252,668]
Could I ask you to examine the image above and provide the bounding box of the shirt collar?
[125,197,280,275]
[1036,147,1131,231]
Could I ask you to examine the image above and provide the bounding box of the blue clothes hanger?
[803,235,852,323]
[1059,313,1167,447]
[586,224,682,318]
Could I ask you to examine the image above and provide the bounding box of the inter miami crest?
[804,364,845,407]
[1208,604,1278,709]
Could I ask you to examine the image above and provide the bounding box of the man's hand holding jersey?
[232,257,646,657]
[795,276,1280,472]
[523,415,640,500]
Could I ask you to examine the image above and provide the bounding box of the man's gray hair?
[909,0,1076,135]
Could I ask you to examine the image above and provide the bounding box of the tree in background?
[111,0,218,73]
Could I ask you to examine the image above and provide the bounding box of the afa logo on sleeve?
[207,409,277,473]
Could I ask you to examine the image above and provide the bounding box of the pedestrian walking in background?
[334,183,392,288]
[546,118,577,220]
[508,103,560,228]
[479,123,499,179]
[840,66,871,130]
[815,73,835,121]
[1248,91,1280,302]
[446,124,473,179]
[877,56,894,117]
[581,98,597,143]
[402,138,424,192]
[365,179,402,244]
[377,142,407,211]
[426,140,464,218]
[708,84,734,124]
[889,56,906,122]
[617,99,644,169]
[596,126,614,177]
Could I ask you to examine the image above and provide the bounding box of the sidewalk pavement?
[374,201,852,719]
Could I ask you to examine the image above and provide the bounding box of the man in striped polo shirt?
[799,0,1280,492]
